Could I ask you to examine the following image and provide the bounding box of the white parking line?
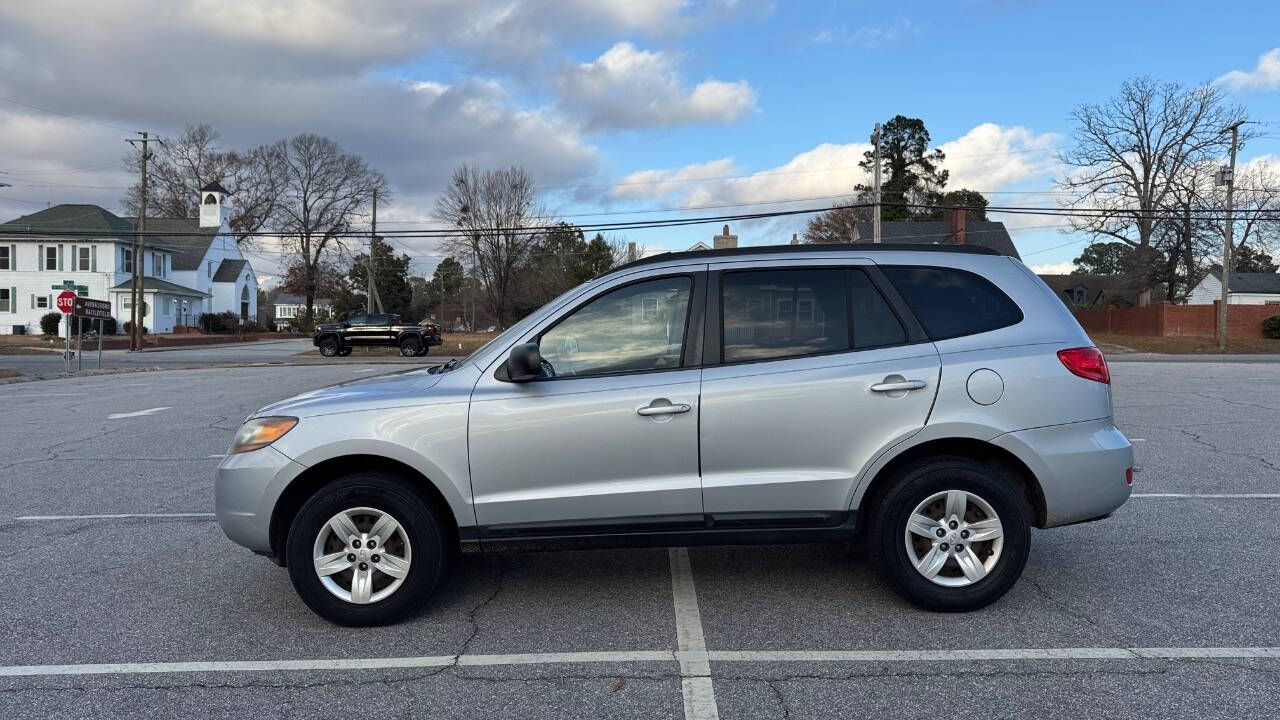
[2,647,1277,679]
[352,368,378,373]
[13,513,215,521]
[1131,493,1280,499]
[669,547,720,720]
[107,407,171,419]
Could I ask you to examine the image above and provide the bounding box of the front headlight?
[229,416,298,454]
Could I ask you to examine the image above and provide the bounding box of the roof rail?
[607,241,999,275]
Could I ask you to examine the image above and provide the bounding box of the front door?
[468,270,705,533]
[698,262,940,520]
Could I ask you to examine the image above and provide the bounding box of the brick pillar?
[1105,306,1113,334]
[950,209,965,244]
[1156,302,1168,337]
[1212,300,1220,338]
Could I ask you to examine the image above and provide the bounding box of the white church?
[0,182,258,334]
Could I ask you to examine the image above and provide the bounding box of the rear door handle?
[870,380,927,393]
[637,403,692,416]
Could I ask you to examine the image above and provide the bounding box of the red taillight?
[1125,467,1133,486]
[1057,346,1110,384]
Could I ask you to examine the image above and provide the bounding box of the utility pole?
[871,123,882,243]
[1217,121,1243,352]
[367,188,382,314]
[125,131,155,351]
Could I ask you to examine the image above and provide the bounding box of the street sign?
[51,280,89,292]
[56,290,77,314]
[73,297,111,319]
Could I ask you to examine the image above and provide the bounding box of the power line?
[0,96,136,133]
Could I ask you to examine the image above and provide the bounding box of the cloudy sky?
[2,0,1279,281]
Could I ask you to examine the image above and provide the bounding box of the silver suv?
[216,244,1132,625]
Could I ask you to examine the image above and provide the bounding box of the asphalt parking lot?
[1,361,1278,719]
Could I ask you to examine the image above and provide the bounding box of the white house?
[0,182,258,334]
[274,293,333,331]
[1186,272,1280,305]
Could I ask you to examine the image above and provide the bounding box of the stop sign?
[56,290,76,314]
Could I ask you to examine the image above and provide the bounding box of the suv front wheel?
[870,457,1030,612]
[399,337,422,357]
[317,337,340,357]
[285,472,447,625]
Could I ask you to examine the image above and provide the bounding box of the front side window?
[881,266,1023,340]
[347,313,367,325]
[722,268,848,363]
[539,275,691,378]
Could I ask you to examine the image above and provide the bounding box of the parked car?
[312,312,442,357]
[217,244,1132,625]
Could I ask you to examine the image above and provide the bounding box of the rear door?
[698,259,940,522]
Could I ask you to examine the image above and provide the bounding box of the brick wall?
[1072,302,1279,339]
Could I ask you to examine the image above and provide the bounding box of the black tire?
[868,456,1030,612]
[318,337,340,357]
[338,347,353,357]
[286,472,448,626]
[399,337,421,357]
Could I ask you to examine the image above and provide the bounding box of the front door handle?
[637,402,692,416]
[870,380,927,393]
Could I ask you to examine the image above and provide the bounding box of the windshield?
[465,281,594,365]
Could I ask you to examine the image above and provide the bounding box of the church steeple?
[198,180,231,228]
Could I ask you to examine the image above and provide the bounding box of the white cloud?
[556,42,757,130]
[1215,48,1280,92]
[1030,261,1075,275]
[609,123,1059,209]
[813,19,918,48]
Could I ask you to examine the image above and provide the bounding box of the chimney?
[713,224,738,249]
[950,208,965,245]
[791,233,798,245]
[626,241,638,262]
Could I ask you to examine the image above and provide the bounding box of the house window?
[77,246,91,271]
[122,248,134,274]
[0,288,10,312]
[44,246,58,270]
[0,246,9,270]
[641,297,660,323]
[208,261,213,279]
[34,294,50,309]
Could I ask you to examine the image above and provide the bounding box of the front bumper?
[992,418,1133,528]
[214,445,307,554]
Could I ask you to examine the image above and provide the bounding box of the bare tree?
[272,134,388,324]
[434,165,541,328]
[1056,77,1247,304]
[122,124,284,246]
[803,195,872,244]
[1200,160,1280,261]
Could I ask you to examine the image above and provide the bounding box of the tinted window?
[850,270,906,348]
[881,266,1022,340]
[347,313,367,325]
[722,269,849,362]
[540,276,691,378]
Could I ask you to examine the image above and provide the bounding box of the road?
[0,339,460,375]
[0,361,1278,718]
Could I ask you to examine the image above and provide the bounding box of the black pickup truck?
[313,313,443,357]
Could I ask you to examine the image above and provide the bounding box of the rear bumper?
[992,418,1132,528]
[214,445,307,554]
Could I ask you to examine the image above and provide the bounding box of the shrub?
[39,312,62,336]
[199,311,245,333]
[98,316,119,335]
[1264,315,1280,340]
[123,321,148,335]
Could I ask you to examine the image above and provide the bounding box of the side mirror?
[506,342,543,382]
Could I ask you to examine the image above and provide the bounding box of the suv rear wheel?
[869,456,1029,612]
[318,337,340,357]
[285,472,447,626]
[399,337,421,357]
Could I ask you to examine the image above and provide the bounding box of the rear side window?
[722,268,849,362]
[849,269,906,348]
[881,266,1022,340]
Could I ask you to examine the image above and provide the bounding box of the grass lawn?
[0,369,21,379]
[1091,333,1280,354]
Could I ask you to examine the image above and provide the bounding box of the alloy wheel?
[312,507,413,604]
[903,490,1004,587]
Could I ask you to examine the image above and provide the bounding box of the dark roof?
[1215,272,1280,294]
[610,241,997,275]
[0,204,135,239]
[275,293,333,305]
[121,216,218,271]
[200,181,231,194]
[213,258,247,282]
[853,220,1020,259]
[109,277,210,297]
